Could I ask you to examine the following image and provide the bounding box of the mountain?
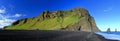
[4,7,100,32]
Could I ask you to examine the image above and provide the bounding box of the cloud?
[0,19,16,28]
[103,7,113,12]
[11,13,26,17]
[0,15,16,28]
[0,13,26,28]
[103,7,113,14]
[4,13,26,19]
[0,7,5,14]
[0,6,26,28]
[0,6,17,28]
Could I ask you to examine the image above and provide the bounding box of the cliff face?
[4,7,100,32]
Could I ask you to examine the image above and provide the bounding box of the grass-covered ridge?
[5,9,81,30]
[4,8,100,32]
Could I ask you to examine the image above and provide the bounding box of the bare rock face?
[4,7,100,32]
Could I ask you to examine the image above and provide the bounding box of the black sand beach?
[0,30,118,41]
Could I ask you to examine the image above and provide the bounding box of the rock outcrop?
[4,7,100,32]
[107,28,111,32]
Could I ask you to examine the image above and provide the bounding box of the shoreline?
[96,32,120,41]
[95,33,119,41]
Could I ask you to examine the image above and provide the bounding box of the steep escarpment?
[4,7,100,32]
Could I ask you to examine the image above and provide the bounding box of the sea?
[96,32,120,41]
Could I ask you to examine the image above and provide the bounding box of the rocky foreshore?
[0,30,118,41]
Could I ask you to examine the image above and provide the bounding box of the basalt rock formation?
[107,28,111,32]
[4,7,100,32]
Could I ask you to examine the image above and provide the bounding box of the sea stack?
[115,29,117,32]
[107,28,111,32]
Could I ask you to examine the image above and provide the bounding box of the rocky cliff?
[4,7,100,32]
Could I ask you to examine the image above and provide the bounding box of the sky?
[0,0,120,31]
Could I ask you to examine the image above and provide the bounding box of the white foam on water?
[96,32,120,40]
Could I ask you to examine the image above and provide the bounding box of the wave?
[96,32,120,41]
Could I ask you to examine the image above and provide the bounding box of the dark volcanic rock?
[107,28,111,32]
[0,30,116,41]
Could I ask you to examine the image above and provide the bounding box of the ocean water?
[96,32,120,41]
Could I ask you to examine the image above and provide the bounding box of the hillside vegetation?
[4,8,100,32]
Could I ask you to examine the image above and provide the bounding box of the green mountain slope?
[4,8,100,32]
